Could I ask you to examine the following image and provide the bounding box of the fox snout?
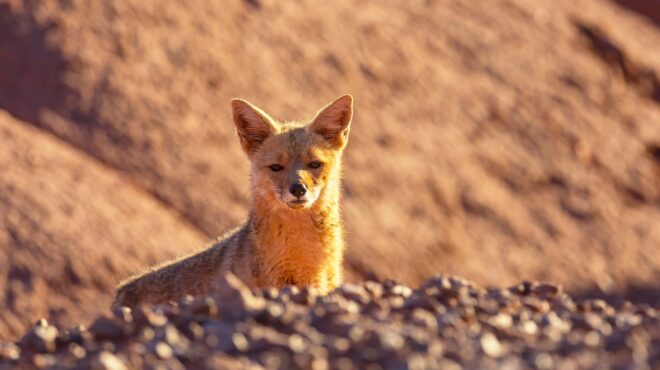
[283,172,315,209]
[286,182,309,209]
[289,183,307,198]
[288,170,309,199]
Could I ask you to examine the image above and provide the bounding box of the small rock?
[155,342,173,359]
[288,334,306,353]
[409,309,438,330]
[523,297,550,313]
[68,343,86,359]
[532,283,562,297]
[420,275,452,291]
[404,295,439,312]
[231,332,249,352]
[390,284,413,298]
[480,332,505,357]
[58,325,90,346]
[19,319,58,353]
[337,283,370,304]
[32,353,55,368]
[134,306,168,327]
[112,306,133,323]
[490,313,513,329]
[189,296,219,317]
[364,281,384,299]
[211,272,265,319]
[291,286,318,305]
[89,317,131,341]
[510,281,534,296]
[0,343,20,360]
[97,351,127,370]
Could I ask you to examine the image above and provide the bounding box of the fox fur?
[112,95,353,308]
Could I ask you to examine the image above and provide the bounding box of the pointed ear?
[231,99,276,155]
[310,95,353,148]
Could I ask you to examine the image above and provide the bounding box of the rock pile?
[2,274,658,369]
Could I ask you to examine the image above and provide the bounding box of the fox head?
[231,95,353,211]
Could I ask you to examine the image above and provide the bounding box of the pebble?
[89,317,130,341]
[98,351,127,370]
[0,343,20,361]
[18,319,58,353]
[480,332,505,357]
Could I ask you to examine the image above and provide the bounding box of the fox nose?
[289,183,307,198]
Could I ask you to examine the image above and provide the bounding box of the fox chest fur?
[250,203,343,292]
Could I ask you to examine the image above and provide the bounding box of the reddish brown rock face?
[0,0,659,342]
[0,112,205,341]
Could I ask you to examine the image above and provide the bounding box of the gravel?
[2,273,658,370]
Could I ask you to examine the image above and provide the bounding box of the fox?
[112,95,353,308]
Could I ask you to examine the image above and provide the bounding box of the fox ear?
[311,95,353,148]
[231,99,276,155]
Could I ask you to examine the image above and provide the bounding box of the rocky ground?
[1,274,658,370]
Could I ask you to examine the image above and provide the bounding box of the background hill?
[0,0,658,340]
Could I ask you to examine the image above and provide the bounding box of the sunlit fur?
[113,95,352,308]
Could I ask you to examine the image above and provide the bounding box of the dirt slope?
[0,0,659,339]
[0,111,206,341]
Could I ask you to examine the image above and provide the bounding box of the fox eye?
[308,161,323,169]
[269,164,284,172]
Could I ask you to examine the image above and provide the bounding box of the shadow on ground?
[613,0,660,25]
[0,3,72,124]
[574,285,660,307]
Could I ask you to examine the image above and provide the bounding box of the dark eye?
[308,161,323,169]
[269,164,284,172]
